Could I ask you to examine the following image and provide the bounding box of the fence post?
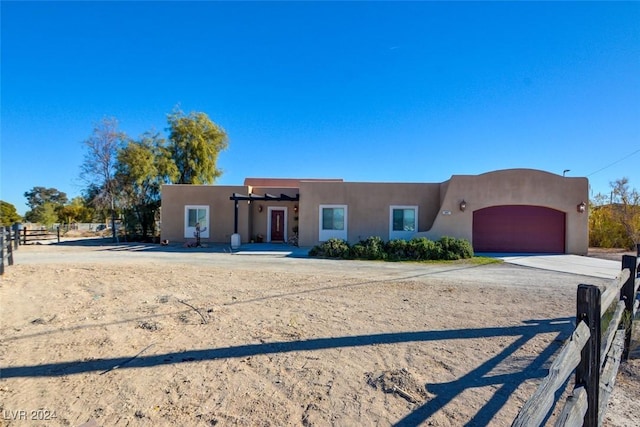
[1,229,5,275]
[12,223,19,249]
[57,226,60,243]
[22,227,27,245]
[575,284,601,427]
[5,226,13,266]
[621,255,637,360]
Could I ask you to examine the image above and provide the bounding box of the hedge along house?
[160,169,589,254]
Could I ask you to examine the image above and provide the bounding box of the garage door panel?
[473,205,565,253]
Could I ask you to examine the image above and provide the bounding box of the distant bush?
[308,238,351,259]
[309,235,474,262]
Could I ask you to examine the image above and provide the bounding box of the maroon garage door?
[473,205,566,253]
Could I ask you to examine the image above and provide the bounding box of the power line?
[586,147,640,177]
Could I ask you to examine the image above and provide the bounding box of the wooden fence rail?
[1,225,65,274]
[512,245,640,427]
[19,226,60,245]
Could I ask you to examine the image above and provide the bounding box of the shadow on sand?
[51,238,310,257]
[1,317,573,425]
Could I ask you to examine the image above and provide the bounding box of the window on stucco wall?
[319,205,347,241]
[184,205,210,239]
[389,206,418,240]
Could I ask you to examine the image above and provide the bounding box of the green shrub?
[308,235,474,262]
[437,236,474,260]
[385,239,408,260]
[350,243,365,259]
[407,237,441,260]
[456,238,474,259]
[308,238,351,259]
[350,236,387,260]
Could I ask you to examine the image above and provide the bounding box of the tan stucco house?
[160,169,589,254]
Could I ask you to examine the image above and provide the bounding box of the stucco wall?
[248,187,299,242]
[298,181,441,247]
[414,169,589,254]
[160,185,250,244]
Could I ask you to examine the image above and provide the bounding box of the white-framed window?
[184,205,210,239]
[319,204,348,241]
[389,205,418,240]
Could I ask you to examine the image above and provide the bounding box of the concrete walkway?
[231,242,311,258]
[496,254,621,279]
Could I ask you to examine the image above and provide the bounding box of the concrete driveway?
[496,254,622,279]
[232,246,624,280]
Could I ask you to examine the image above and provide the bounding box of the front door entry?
[270,210,285,241]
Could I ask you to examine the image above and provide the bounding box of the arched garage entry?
[473,205,566,253]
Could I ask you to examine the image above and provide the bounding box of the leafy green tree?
[80,117,126,241]
[23,186,68,223]
[0,200,22,226]
[58,197,95,225]
[24,210,38,223]
[24,186,68,210]
[116,132,178,238]
[167,109,228,184]
[39,202,59,229]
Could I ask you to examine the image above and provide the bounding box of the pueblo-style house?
[160,169,589,254]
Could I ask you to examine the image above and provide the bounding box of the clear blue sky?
[2,1,639,216]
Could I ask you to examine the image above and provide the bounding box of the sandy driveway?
[0,240,637,426]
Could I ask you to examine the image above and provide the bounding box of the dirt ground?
[0,241,637,426]
[587,247,638,262]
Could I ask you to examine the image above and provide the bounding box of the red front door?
[270,210,285,241]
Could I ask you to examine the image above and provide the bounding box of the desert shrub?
[385,239,408,260]
[407,237,441,260]
[308,238,351,259]
[437,236,474,260]
[308,235,474,262]
[349,244,365,259]
[350,236,387,260]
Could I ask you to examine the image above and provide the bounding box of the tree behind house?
[116,132,178,239]
[58,196,95,226]
[167,109,228,184]
[23,186,68,223]
[589,178,640,249]
[610,178,640,247]
[79,117,127,242]
[76,110,229,241]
